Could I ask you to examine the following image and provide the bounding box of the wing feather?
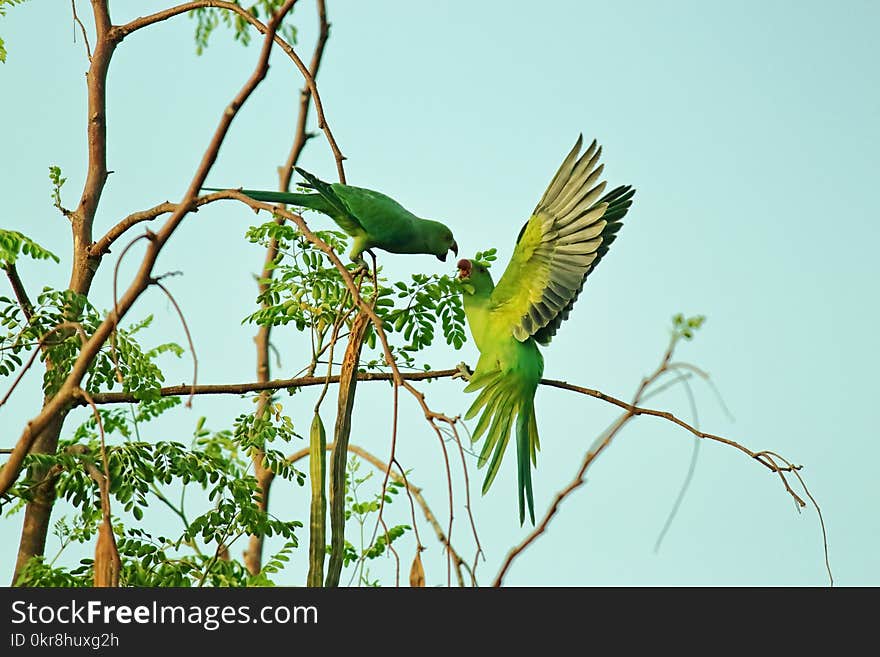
[489,137,636,343]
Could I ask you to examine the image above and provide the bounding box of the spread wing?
[490,135,635,344]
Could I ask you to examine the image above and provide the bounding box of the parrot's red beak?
[456,259,471,280]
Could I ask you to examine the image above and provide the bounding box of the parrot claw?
[452,361,473,382]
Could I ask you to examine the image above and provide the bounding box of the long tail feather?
[481,397,516,491]
[465,370,503,419]
[470,384,505,443]
[201,187,335,214]
[465,368,541,525]
[516,400,537,524]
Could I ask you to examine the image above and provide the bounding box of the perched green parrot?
[456,135,635,524]
[204,167,458,267]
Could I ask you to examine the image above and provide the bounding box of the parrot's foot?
[350,261,370,278]
[452,361,473,381]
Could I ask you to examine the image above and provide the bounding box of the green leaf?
[0,229,60,266]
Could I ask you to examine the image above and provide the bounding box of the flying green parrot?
[456,135,635,524]
[203,167,458,267]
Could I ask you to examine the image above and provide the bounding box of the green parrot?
[203,167,458,267]
[456,135,635,524]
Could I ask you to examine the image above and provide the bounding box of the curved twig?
[70,0,93,60]
[83,368,459,404]
[652,370,700,553]
[0,322,88,409]
[765,450,832,586]
[151,278,198,408]
[493,335,817,586]
[287,441,472,586]
[116,0,346,182]
[0,0,298,499]
[91,197,220,258]
[3,263,34,321]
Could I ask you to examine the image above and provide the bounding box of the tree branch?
[152,278,198,407]
[83,368,458,405]
[80,365,791,480]
[116,0,346,182]
[90,197,217,258]
[71,0,93,60]
[0,0,298,499]
[247,0,332,576]
[539,377,793,476]
[3,263,34,321]
[279,0,328,185]
[287,441,473,587]
[492,335,816,586]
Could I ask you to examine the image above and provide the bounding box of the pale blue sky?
[1,1,878,586]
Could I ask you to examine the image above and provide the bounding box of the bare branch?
[71,0,114,260]
[0,321,88,409]
[0,0,298,498]
[3,263,34,321]
[652,371,700,553]
[90,197,215,258]
[77,355,797,494]
[540,377,784,474]
[70,0,93,60]
[116,0,346,182]
[493,334,818,586]
[84,368,458,405]
[774,452,833,586]
[152,278,198,408]
[246,0,330,570]
[494,337,681,585]
[279,0,329,185]
[287,441,473,586]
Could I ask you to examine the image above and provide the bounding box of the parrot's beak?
[456,258,471,280]
[438,240,458,262]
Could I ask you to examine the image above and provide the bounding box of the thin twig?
[3,263,34,321]
[280,0,329,185]
[116,0,346,182]
[110,233,152,384]
[78,389,110,488]
[754,451,806,508]
[287,441,472,586]
[0,0,298,499]
[70,0,93,60]
[90,197,220,258]
[85,368,458,404]
[653,370,701,553]
[0,321,88,409]
[447,419,484,581]
[770,451,833,586]
[493,334,815,586]
[152,278,198,408]
[668,361,735,422]
[494,337,679,585]
[539,377,796,476]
